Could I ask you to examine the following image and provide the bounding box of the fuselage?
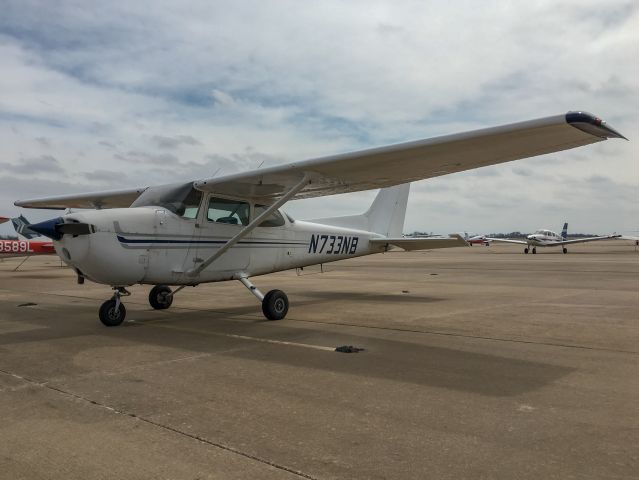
[526,229,564,247]
[468,235,490,246]
[53,206,387,286]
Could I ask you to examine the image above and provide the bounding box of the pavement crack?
[0,368,319,480]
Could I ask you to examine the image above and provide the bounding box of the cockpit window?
[130,182,202,219]
[255,205,286,227]
[207,197,250,225]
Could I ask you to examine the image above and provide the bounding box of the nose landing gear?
[99,287,130,326]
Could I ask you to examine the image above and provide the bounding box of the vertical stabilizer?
[365,184,410,237]
[11,215,39,240]
[561,222,568,239]
[309,183,411,237]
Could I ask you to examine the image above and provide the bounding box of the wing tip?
[565,111,628,140]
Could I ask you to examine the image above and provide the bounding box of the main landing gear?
[563,247,568,254]
[238,276,289,320]
[524,247,537,254]
[149,284,174,310]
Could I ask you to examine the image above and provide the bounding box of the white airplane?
[15,111,625,326]
[488,223,620,254]
[465,234,491,246]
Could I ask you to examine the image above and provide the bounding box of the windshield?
[131,182,202,218]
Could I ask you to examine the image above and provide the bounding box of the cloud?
[82,169,122,183]
[211,89,236,107]
[150,134,201,149]
[0,154,65,175]
[114,151,180,165]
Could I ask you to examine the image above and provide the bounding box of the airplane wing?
[486,238,528,245]
[15,111,625,209]
[553,234,621,246]
[0,217,9,225]
[14,187,148,210]
[369,234,468,251]
[620,235,639,241]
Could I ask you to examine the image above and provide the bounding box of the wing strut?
[185,174,311,278]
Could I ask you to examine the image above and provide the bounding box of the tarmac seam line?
[0,368,320,480]
[292,319,639,356]
[139,321,336,352]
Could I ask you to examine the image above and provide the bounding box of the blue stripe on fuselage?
[116,235,306,246]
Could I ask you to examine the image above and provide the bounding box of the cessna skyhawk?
[15,112,626,326]
[488,223,620,254]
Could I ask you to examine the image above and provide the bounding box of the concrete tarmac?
[1,241,638,479]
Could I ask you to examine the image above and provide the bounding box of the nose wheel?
[99,287,130,326]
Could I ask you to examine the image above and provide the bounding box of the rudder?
[12,215,39,240]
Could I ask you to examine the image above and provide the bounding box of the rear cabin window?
[207,197,250,226]
[254,205,286,227]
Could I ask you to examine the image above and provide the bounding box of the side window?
[255,205,286,227]
[207,197,250,226]
[179,189,202,219]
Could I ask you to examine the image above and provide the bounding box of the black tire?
[532,248,537,254]
[149,285,173,310]
[262,289,289,320]
[99,299,126,327]
[524,248,529,254]
[563,247,568,254]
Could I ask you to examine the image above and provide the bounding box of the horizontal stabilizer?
[370,234,468,251]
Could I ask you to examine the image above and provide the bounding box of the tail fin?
[561,222,568,239]
[11,215,40,240]
[310,183,410,237]
[366,184,410,237]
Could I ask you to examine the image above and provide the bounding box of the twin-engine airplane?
[0,216,55,259]
[15,112,626,326]
[488,222,620,254]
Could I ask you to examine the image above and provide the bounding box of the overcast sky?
[1,0,637,236]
